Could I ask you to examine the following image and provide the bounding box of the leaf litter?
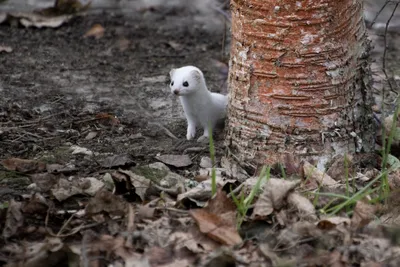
[1,3,400,266]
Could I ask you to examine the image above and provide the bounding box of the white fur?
[169,66,228,141]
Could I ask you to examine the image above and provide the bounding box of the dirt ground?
[0,2,230,172]
[1,1,400,266]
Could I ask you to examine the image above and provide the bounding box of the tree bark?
[225,0,374,172]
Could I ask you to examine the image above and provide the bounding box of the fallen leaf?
[283,153,302,176]
[170,226,218,253]
[303,161,338,187]
[118,169,151,201]
[252,178,300,219]
[85,190,128,217]
[155,154,192,168]
[21,193,49,214]
[2,199,23,239]
[83,177,105,196]
[15,13,73,28]
[102,154,134,168]
[351,201,377,229]
[70,145,93,156]
[190,189,242,246]
[2,157,46,173]
[84,24,105,39]
[2,238,66,266]
[194,175,209,182]
[277,221,321,248]
[95,112,120,125]
[51,178,82,201]
[220,156,249,182]
[137,204,156,220]
[85,131,97,140]
[37,0,92,16]
[51,177,104,201]
[30,173,58,192]
[0,45,12,53]
[326,154,354,181]
[177,176,236,207]
[167,41,183,51]
[317,217,351,230]
[287,192,317,221]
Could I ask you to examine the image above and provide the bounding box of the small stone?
[155,154,192,168]
[102,173,115,191]
[85,131,97,140]
[200,156,212,168]
[372,105,381,113]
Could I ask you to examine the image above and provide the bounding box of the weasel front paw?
[186,127,196,140]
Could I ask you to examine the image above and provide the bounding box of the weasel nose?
[173,89,180,95]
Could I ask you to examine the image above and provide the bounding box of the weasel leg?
[186,122,196,140]
[196,126,211,143]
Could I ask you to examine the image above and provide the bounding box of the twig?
[382,2,399,94]
[368,1,391,28]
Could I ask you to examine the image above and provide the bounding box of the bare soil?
[0,7,229,179]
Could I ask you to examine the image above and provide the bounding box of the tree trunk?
[225,0,374,172]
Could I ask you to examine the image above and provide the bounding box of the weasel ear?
[169,68,176,78]
[190,69,202,81]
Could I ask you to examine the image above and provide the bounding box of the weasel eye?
[183,81,189,87]
[170,81,174,86]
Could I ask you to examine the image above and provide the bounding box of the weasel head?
[169,66,205,96]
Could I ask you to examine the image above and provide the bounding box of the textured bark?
[225,0,374,172]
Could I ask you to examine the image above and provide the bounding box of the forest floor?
[1,0,400,266]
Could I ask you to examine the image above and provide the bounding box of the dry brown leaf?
[146,246,174,266]
[85,190,128,217]
[2,238,66,267]
[137,204,156,220]
[351,201,377,229]
[287,192,317,221]
[190,190,242,246]
[2,199,23,239]
[95,112,120,125]
[194,175,209,182]
[102,154,134,168]
[170,226,218,253]
[51,177,104,201]
[177,176,236,207]
[277,221,321,248]
[30,173,58,192]
[284,153,302,176]
[21,193,48,214]
[118,169,151,201]
[190,209,242,246]
[303,161,338,187]
[221,156,249,182]
[388,170,400,190]
[317,217,351,230]
[326,154,354,181]
[155,154,192,168]
[84,24,105,39]
[2,157,46,173]
[252,178,300,219]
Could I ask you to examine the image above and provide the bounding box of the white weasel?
[169,66,228,141]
